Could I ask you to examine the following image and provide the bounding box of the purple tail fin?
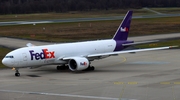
[113,11,133,41]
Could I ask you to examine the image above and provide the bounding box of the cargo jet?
[2,11,176,76]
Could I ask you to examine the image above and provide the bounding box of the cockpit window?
[5,56,14,58]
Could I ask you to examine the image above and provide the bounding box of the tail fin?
[113,11,133,41]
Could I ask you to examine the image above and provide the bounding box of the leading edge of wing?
[87,46,178,58]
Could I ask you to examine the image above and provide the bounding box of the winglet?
[113,11,133,41]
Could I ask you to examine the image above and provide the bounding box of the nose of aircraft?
[2,58,7,66]
[2,58,11,67]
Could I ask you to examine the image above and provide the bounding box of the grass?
[1,7,180,42]
[0,47,12,68]
[151,7,180,14]
[131,17,180,36]
[0,16,180,42]
[137,39,180,48]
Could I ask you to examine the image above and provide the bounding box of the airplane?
[2,11,177,77]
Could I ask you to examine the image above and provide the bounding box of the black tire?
[57,65,68,70]
[90,66,95,71]
[15,73,20,77]
[83,66,95,71]
[57,66,61,70]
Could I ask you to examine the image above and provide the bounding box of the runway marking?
[128,82,138,85]
[0,89,119,100]
[119,83,126,100]
[160,82,180,85]
[107,55,126,67]
[174,82,180,85]
[171,85,176,100]
[119,55,127,64]
[160,82,171,85]
[114,82,138,85]
[114,82,124,85]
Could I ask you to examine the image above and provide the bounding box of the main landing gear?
[83,66,95,71]
[56,65,95,71]
[86,61,95,71]
[13,68,20,77]
[57,64,69,70]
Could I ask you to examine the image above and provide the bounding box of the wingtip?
[169,45,179,48]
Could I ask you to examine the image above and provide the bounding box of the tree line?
[0,0,180,14]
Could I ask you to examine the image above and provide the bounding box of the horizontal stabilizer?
[122,40,159,46]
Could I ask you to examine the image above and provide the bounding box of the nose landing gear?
[13,68,20,77]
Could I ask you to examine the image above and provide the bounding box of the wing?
[59,46,177,61]
[87,46,177,58]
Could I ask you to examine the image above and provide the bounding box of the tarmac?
[0,35,180,100]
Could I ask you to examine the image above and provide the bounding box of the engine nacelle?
[68,57,89,71]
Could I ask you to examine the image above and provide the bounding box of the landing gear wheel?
[90,66,95,71]
[57,66,61,70]
[57,65,68,70]
[15,69,20,77]
[15,73,20,77]
[84,66,95,71]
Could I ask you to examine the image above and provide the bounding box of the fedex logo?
[80,62,87,66]
[120,27,128,32]
[29,49,55,60]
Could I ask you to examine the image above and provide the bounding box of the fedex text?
[29,49,55,60]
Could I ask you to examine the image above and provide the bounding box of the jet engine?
[68,57,89,71]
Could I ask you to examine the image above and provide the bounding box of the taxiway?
[0,35,180,100]
[0,49,180,100]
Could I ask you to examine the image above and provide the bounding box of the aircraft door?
[22,53,28,61]
[22,53,28,65]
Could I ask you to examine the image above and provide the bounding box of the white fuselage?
[4,39,117,68]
